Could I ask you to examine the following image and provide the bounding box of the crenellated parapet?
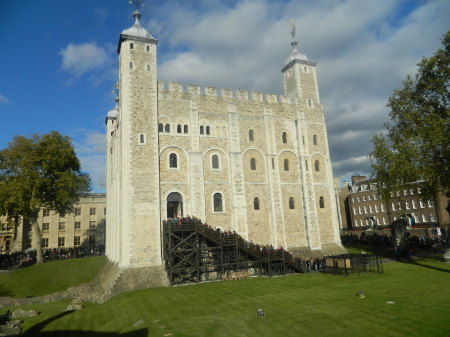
[157,81,295,104]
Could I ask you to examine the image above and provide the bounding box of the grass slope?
[0,256,106,298]
[2,258,450,337]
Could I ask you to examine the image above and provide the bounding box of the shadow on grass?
[21,311,148,337]
[399,258,450,274]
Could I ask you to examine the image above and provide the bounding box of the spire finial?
[290,19,298,48]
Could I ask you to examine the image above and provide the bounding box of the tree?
[0,131,91,262]
[370,31,450,202]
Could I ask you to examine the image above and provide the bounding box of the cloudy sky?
[1,0,449,192]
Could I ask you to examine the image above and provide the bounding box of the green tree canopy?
[0,131,91,260]
[370,31,450,200]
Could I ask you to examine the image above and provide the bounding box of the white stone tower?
[280,21,341,250]
[102,3,167,298]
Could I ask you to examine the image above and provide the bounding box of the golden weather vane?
[128,0,144,12]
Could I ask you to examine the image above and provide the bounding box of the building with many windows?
[103,5,343,292]
[0,193,106,253]
[347,176,449,229]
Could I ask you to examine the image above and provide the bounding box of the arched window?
[314,160,320,172]
[130,43,134,49]
[289,197,295,209]
[319,197,325,208]
[206,126,210,135]
[184,125,188,133]
[254,197,260,210]
[313,135,317,145]
[284,159,289,171]
[169,153,177,168]
[165,124,170,133]
[282,132,287,144]
[158,123,163,132]
[212,155,219,169]
[250,158,256,170]
[200,126,204,134]
[214,193,223,212]
[249,129,254,141]
[177,124,182,133]
[139,134,144,144]
[308,99,312,107]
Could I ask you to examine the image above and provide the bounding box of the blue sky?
[1,0,449,192]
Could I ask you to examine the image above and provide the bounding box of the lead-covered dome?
[122,11,153,39]
[285,44,307,65]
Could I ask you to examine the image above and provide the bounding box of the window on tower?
[165,124,170,133]
[249,129,254,141]
[169,153,177,168]
[250,158,256,170]
[282,132,287,144]
[130,43,134,49]
[177,124,182,133]
[284,159,289,171]
[314,160,320,171]
[206,126,210,135]
[313,135,317,145]
[184,125,188,133]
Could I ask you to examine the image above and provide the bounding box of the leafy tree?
[0,131,91,262]
[370,31,450,204]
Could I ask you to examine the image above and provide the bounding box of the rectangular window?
[373,194,378,200]
[353,207,357,215]
[43,209,50,217]
[430,214,435,222]
[412,200,418,209]
[59,222,66,230]
[58,237,65,247]
[369,205,373,213]
[90,221,96,229]
[381,203,385,212]
[90,208,96,215]
[43,223,50,231]
[74,236,81,246]
[89,235,96,245]
[75,222,81,230]
[352,197,355,203]
[428,200,434,207]
[104,208,107,215]
[405,201,411,210]
[420,200,425,208]
[42,238,49,248]
[75,208,81,216]
[357,196,361,202]
[363,195,366,201]
[392,202,396,211]
[404,189,408,196]
[398,202,402,210]
[368,194,372,200]
[422,214,427,222]
[375,204,379,213]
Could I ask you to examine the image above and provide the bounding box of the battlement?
[158,81,295,104]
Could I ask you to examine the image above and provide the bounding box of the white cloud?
[145,0,450,181]
[72,129,106,191]
[0,95,10,104]
[59,42,115,85]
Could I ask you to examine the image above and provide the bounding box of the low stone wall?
[290,243,347,259]
[0,282,99,308]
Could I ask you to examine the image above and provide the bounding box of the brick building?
[0,193,106,253]
[103,6,343,291]
[347,176,449,230]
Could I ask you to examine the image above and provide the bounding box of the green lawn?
[0,256,106,298]
[1,257,449,336]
